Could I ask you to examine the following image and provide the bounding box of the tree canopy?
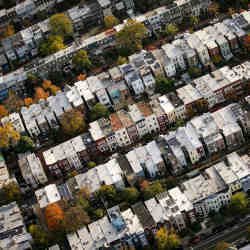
[0,105,8,118]
[34,87,50,102]
[116,20,147,54]
[91,103,109,121]
[2,181,22,204]
[88,161,96,168]
[121,187,140,204]
[244,35,250,52]
[215,241,232,250]
[50,13,73,37]
[45,203,64,230]
[98,185,117,202]
[143,182,164,200]
[61,109,86,136]
[155,76,175,94]
[156,227,180,250]
[229,192,249,215]
[117,56,127,66]
[14,136,35,153]
[4,91,24,113]
[72,50,92,72]
[40,35,66,56]
[0,123,20,149]
[104,16,120,29]
[165,24,179,35]
[29,225,49,249]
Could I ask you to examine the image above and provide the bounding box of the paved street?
[193,219,250,250]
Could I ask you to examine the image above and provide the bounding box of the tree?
[67,170,78,179]
[0,123,20,149]
[228,8,236,17]
[229,192,248,215]
[188,67,201,78]
[88,161,96,168]
[61,109,86,136]
[62,206,90,233]
[24,98,33,107]
[190,16,199,27]
[98,185,117,202]
[215,241,232,250]
[156,227,180,250]
[40,35,66,56]
[117,56,127,65]
[155,76,175,94]
[72,50,92,72]
[212,55,223,65]
[121,187,139,204]
[104,15,120,29]
[14,136,35,153]
[2,181,22,204]
[244,35,250,52]
[143,182,164,200]
[91,103,109,121]
[45,203,64,230]
[0,105,8,118]
[77,187,91,201]
[93,208,104,219]
[50,13,73,37]
[77,74,87,81]
[208,2,220,17]
[29,225,48,249]
[116,20,147,54]
[164,24,179,35]
[3,24,15,38]
[42,80,52,90]
[4,91,24,113]
[49,85,61,95]
[34,87,49,102]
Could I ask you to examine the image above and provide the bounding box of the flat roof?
[109,113,123,131]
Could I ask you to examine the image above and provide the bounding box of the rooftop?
[126,150,143,174]
[159,95,175,114]
[109,113,123,131]
[89,121,105,141]
[136,102,153,117]
[117,109,134,127]
[176,84,202,105]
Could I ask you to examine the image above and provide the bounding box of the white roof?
[126,150,143,174]
[159,95,175,114]
[88,221,106,249]
[176,84,202,105]
[89,121,105,141]
[145,140,162,165]
[144,198,167,224]
[128,104,144,123]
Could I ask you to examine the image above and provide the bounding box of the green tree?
[143,182,164,200]
[190,16,199,27]
[40,35,66,56]
[88,161,96,168]
[72,50,92,72]
[2,181,22,204]
[91,103,109,121]
[188,67,201,78]
[104,15,120,29]
[176,120,185,128]
[229,192,249,216]
[121,187,140,204]
[156,227,180,250]
[215,241,232,250]
[29,225,48,249]
[117,56,127,66]
[98,185,117,202]
[50,13,73,37]
[164,24,179,35]
[14,136,35,153]
[94,208,104,219]
[116,20,147,54]
[155,76,175,94]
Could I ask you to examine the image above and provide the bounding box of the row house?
[190,113,225,155]
[182,167,232,217]
[42,135,89,177]
[117,109,139,143]
[126,150,145,179]
[0,202,32,250]
[98,118,118,151]
[136,101,160,134]
[176,84,205,115]
[18,152,48,188]
[149,96,168,133]
[89,121,109,153]
[110,112,131,147]
[159,95,177,124]
[212,105,245,148]
[0,153,11,189]
[35,184,61,208]
[176,123,205,164]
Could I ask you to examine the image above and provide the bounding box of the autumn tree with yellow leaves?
[50,13,73,38]
[0,123,20,149]
[104,15,120,29]
[42,80,61,95]
[61,109,86,136]
[34,87,49,102]
[24,98,33,107]
[0,105,8,118]
[40,35,66,56]
[156,227,180,250]
[3,24,15,38]
[116,20,147,54]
